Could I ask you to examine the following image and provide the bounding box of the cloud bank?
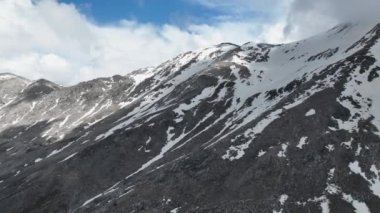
[0,0,378,85]
[285,0,380,39]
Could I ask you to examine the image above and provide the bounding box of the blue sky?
[59,0,242,26]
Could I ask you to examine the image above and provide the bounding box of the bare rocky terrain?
[0,21,380,213]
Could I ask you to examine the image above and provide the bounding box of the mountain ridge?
[0,21,380,212]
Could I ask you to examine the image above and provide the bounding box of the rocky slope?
[0,21,380,213]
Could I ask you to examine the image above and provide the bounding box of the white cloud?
[189,0,285,16]
[193,0,380,41]
[284,0,380,40]
[0,0,288,85]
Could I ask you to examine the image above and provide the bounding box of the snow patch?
[342,193,370,213]
[277,143,288,158]
[257,150,266,157]
[326,144,335,152]
[296,136,308,149]
[6,147,14,152]
[341,138,353,149]
[81,193,103,207]
[320,199,330,213]
[46,141,74,158]
[305,109,316,116]
[170,207,180,213]
[59,152,78,163]
[349,161,380,198]
[34,158,43,163]
[370,165,380,198]
[279,194,288,205]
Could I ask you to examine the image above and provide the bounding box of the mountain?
[0,73,31,106]
[0,21,380,213]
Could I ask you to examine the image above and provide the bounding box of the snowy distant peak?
[241,42,278,49]
[0,73,32,105]
[327,22,354,34]
[21,79,61,100]
[215,42,240,48]
[0,73,17,81]
[0,72,30,83]
[77,74,130,87]
[30,79,60,89]
[346,23,380,53]
[126,67,156,85]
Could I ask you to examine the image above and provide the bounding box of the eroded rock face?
[1,21,380,213]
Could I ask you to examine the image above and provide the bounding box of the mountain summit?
[0,22,380,213]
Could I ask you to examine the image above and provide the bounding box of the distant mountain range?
[0,21,380,213]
